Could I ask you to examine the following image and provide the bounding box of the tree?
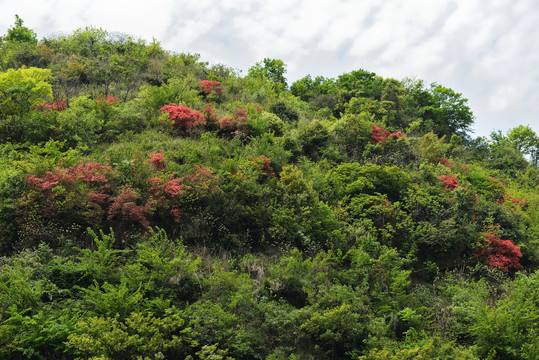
[290,75,337,102]
[248,58,287,90]
[506,125,539,165]
[426,84,475,138]
[5,15,37,44]
[0,15,43,70]
[0,67,52,118]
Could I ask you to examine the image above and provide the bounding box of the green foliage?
[5,15,38,44]
[0,255,47,316]
[248,58,287,90]
[139,75,201,114]
[326,163,411,203]
[0,306,77,359]
[124,227,201,298]
[470,271,539,360]
[0,66,52,119]
[78,280,143,318]
[290,75,337,104]
[360,337,477,360]
[297,119,330,159]
[418,131,446,163]
[330,112,374,159]
[66,308,197,359]
[0,21,538,360]
[421,84,475,138]
[301,303,367,356]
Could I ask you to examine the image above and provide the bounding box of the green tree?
[5,15,37,44]
[0,66,52,118]
[506,125,539,165]
[248,58,287,90]
[423,84,475,138]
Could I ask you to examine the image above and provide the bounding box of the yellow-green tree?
[0,66,52,118]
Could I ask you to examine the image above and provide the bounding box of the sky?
[1,0,538,138]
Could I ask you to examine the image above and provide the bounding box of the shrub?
[148,152,166,171]
[250,155,275,178]
[107,186,152,230]
[439,175,459,191]
[219,108,249,139]
[199,80,222,98]
[371,125,405,147]
[474,224,523,272]
[161,103,204,133]
[34,98,67,114]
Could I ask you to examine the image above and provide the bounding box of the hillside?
[1,17,539,359]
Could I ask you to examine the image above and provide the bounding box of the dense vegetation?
[2,16,539,359]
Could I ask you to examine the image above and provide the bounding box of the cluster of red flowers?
[107,187,152,229]
[251,155,275,178]
[147,166,219,222]
[219,108,249,137]
[439,175,459,191]
[475,224,523,272]
[199,80,222,96]
[160,103,205,133]
[148,174,183,222]
[95,96,119,113]
[25,155,221,229]
[27,161,112,192]
[34,99,67,114]
[161,102,250,138]
[95,96,119,104]
[202,103,220,130]
[502,193,527,206]
[148,153,166,171]
[26,161,115,219]
[439,158,453,168]
[371,125,405,146]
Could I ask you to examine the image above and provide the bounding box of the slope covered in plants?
[1,17,539,359]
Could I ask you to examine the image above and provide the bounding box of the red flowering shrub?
[34,99,67,114]
[160,103,204,133]
[199,80,222,97]
[95,96,119,104]
[371,125,390,145]
[95,96,119,111]
[148,174,184,222]
[439,175,459,191]
[219,108,249,138]
[148,153,167,171]
[107,186,152,229]
[70,161,114,183]
[251,155,275,178]
[371,125,406,146]
[203,103,220,131]
[475,224,523,272]
[22,156,221,239]
[27,161,113,192]
[147,166,219,222]
[439,158,453,168]
[24,161,116,222]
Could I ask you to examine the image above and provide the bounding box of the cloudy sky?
[1,0,538,138]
